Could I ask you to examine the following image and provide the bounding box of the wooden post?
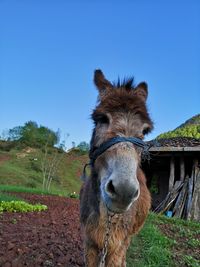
[169,156,175,191]
[180,157,185,181]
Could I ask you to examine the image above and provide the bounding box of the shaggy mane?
[113,77,135,90]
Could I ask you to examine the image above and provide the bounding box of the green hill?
[157,114,200,139]
[0,142,88,195]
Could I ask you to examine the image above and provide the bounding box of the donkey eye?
[94,114,109,125]
[142,127,150,135]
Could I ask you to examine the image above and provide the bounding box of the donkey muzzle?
[103,176,140,213]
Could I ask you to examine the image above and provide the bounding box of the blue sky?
[0,0,199,148]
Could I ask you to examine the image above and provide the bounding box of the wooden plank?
[189,168,200,221]
[180,157,185,181]
[158,181,183,214]
[193,159,199,184]
[169,157,175,191]
[154,192,170,213]
[173,190,182,214]
[174,178,188,218]
[186,177,193,219]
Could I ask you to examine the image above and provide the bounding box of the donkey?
[80,69,153,267]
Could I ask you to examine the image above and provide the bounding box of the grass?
[127,213,173,267]
[127,213,200,267]
[0,191,22,202]
[0,184,54,195]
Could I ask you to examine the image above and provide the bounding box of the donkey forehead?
[95,101,152,126]
[99,91,145,111]
[112,113,148,127]
[110,114,150,137]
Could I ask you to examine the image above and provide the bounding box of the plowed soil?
[0,193,84,267]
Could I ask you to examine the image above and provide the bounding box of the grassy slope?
[157,114,200,139]
[0,147,88,195]
[127,213,200,267]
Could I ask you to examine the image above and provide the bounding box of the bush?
[0,200,47,213]
[0,140,17,151]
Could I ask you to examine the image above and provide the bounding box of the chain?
[98,211,115,267]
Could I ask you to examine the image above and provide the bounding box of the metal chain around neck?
[98,211,115,267]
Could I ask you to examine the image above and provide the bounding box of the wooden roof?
[148,137,200,152]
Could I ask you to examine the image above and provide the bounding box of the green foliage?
[157,125,200,139]
[77,141,90,152]
[0,185,57,195]
[0,200,47,213]
[7,121,59,148]
[127,213,173,267]
[127,213,200,267]
[177,114,200,128]
[183,255,200,267]
[0,192,22,202]
[68,192,79,198]
[150,175,159,194]
[0,140,18,151]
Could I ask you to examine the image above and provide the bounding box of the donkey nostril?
[106,180,116,196]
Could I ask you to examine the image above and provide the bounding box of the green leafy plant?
[0,200,47,213]
[68,192,79,199]
[150,175,159,194]
[183,255,199,267]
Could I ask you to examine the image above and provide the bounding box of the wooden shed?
[142,137,200,221]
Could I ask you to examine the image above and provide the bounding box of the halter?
[81,136,152,181]
[90,136,150,166]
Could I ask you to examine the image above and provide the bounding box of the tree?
[7,121,59,148]
[8,126,23,141]
[72,141,76,148]
[77,141,90,152]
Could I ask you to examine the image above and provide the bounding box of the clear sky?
[0,0,200,148]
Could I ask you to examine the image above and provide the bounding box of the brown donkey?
[80,70,153,267]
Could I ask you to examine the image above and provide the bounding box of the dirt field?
[0,194,84,267]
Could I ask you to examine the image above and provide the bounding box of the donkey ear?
[94,69,113,98]
[134,82,148,102]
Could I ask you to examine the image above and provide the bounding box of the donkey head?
[90,70,153,213]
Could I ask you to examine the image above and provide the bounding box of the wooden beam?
[149,146,200,152]
[180,157,185,181]
[169,156,175,191]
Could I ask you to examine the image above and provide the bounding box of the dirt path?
[0,194,84,267]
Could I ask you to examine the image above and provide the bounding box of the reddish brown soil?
[0,155,11,165]
[0,194,84,267]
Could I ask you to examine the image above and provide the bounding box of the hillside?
[157,114,200,139]
[0,142,88,195]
